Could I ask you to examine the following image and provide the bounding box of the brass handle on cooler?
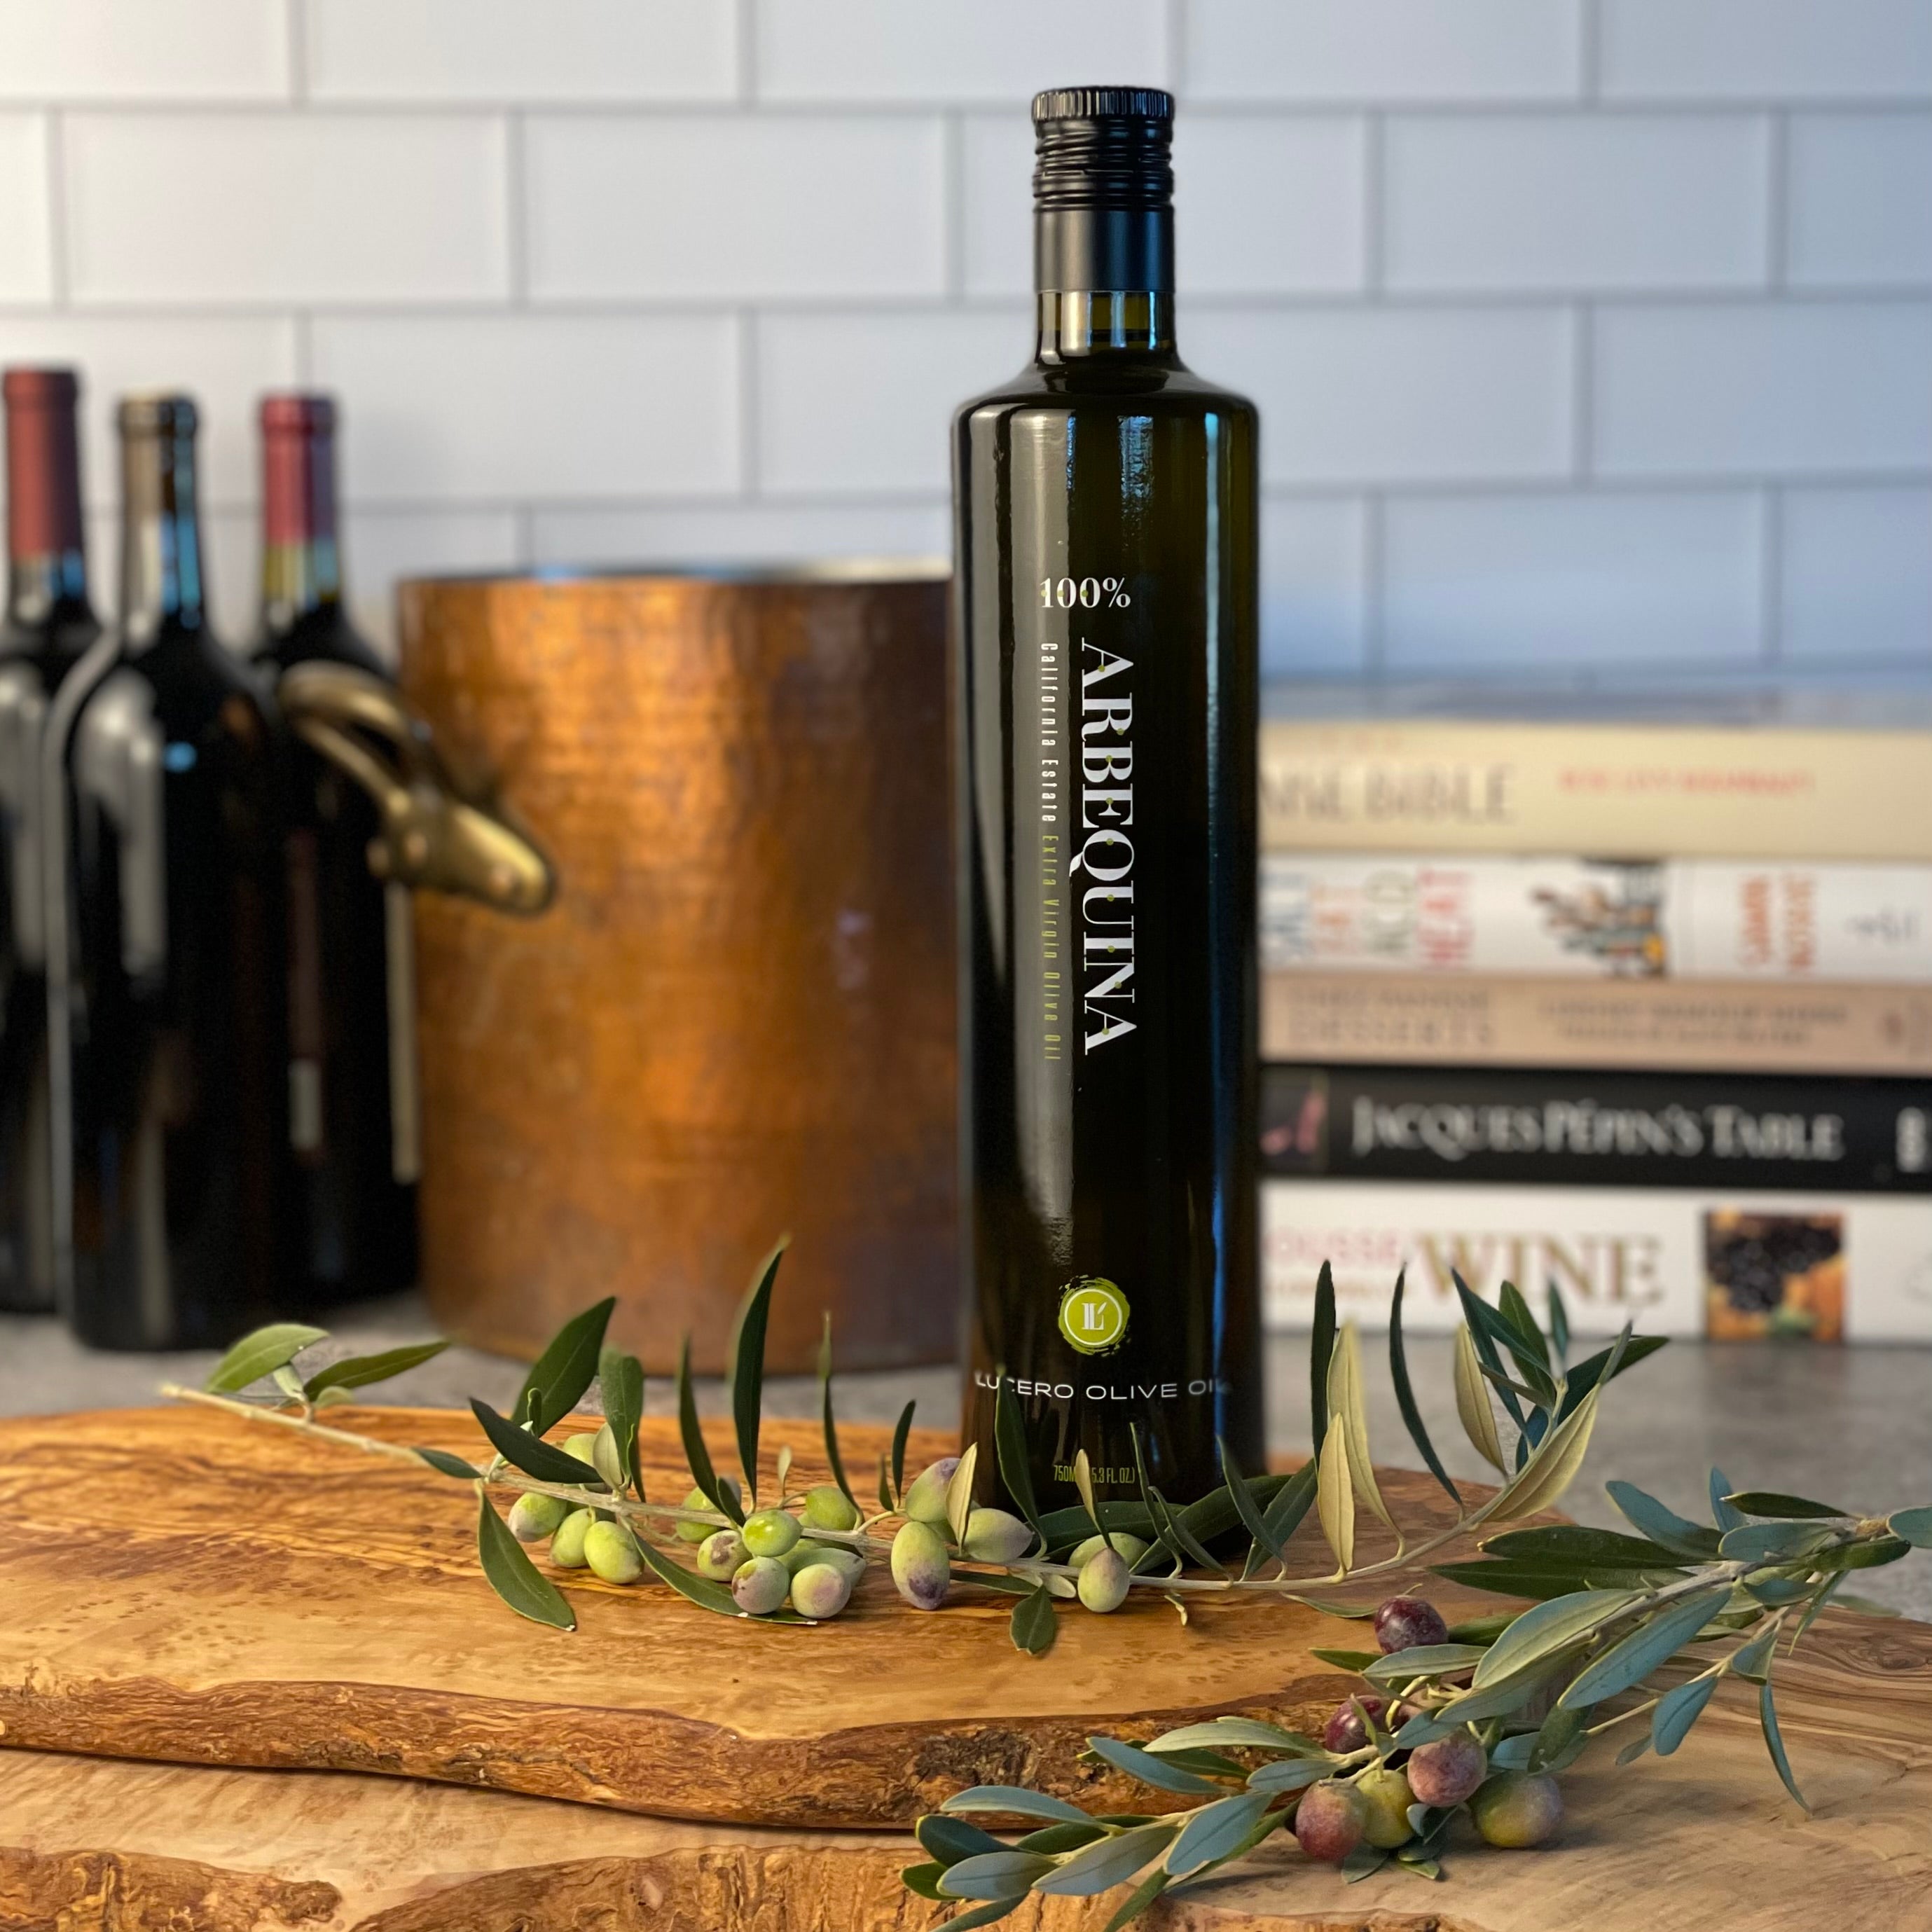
[278,663,556,916]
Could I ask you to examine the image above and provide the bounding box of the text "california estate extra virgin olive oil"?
[953,88,1262,1508]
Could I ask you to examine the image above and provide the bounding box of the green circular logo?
[1057,1276,1130,1355]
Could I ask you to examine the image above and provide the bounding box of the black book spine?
[1262,1063,1932,1195]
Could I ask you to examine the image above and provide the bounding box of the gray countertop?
[4,1299,1926,1619]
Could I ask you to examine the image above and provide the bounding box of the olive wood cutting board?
[0,1405,1494,1828]
[4,1618,1930,1932]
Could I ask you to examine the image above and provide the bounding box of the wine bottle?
[953,89,1263,1508]
[0,368,101,1311]
[49,394,287,1348]
[250,394,418,1307]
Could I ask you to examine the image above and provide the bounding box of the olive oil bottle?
[953,88,1263,1507]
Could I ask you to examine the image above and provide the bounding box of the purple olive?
[1407,1732,1489,1809]
[1373,1595,1450,1655]
[1293,1781,1366,1864]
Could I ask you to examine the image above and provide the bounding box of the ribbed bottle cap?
[1032,87,1175,125]
[118,392,198,435]
[2,366,78,407]
[260,392,336,436]
[1031,85,1173,212]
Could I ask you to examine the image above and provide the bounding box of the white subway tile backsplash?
[1261,496,1368,675]
[525,114,945,301]
[1187,0,1585,103]
[0,315,296,509]
[530,500,950,570]
[310,315,739,502]
[1781,487,1932,663]
[1787,114,1932,289]
[64,115,509,305]
[960,116,1035,297]
[308,0,737,103]
[1382,489,1765,668]
[0,0,288,102]
[1601,0,1932,102]
[1384,114,1769,294]
[345,509,524,659]
[755,0,1166,102]
[1189,307,1574,486]
[1594,303,1932,478]
[759,309,1023,495]
[0,113,51,301]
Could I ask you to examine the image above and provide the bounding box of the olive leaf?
[1725,1491,1848,1520]
[1547,1278,1572,1364]
[1474,1587,1643,1687]
[1315,1412,1354,1573]
[1482,1524,1685,1571]
[817,1316,857,1512]
[1033,1821,1178,1896]
[1244,1756,1330,1795]
[1147,1717,1324,1756]
[1308,1260,1337,1464]
[512,1297,616,1434]
[1552,1332,1668,1424]
[936,1851,1057,1900]
[1164,1790,1271,1879]
[1759,1678,1808,1811]
[205,1323,329,1394]
[1103,1869,1171,1932]
[728,1238,787,1507]
[1652,1674,1717,1755]
[1718,1521,1837,1565]
[946,1441,982,1547]
[597,1346,644,1497]
[1484,1386,1600,1522]
[1365,1643,1490,1684]
[932,1901,1026,1931]
[1010,1583,1056,1656]
[1243,1458,1317,1580]
[1452,1323,1506,1472]
[1071,1447,1110,1553]
[1220,1436,1288,1571]
[1084,1735,1224,1797]
[899,1861,948,1900]
[677,1334,743,1526]
[1017,1821,1110,1855]
[1709,1466,1746,1534]
[1390,1271,1458,1506]
[942,1787,1096,1825]
[1605,1480,1723,1559]
[995,1373,1044,1539]
[272,1365,306,1402]
[302,1339,449,1400]
[1326,1322,1395,1536]
[1890,1505,1932,1547]
[470,1398,610,1487]
[1728,1625,1779,1682]
[475,1491,575,1631]
[414,1445,478,1479]
[919,1814,1011,1866]
[890,1399,916,1507]
[1559,1586,1732,1709]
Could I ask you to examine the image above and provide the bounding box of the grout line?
[43,111,69,307]
[1571,303,1594,481]
[1760,486,1785,665]
[1766,109,1790,292]
[1579,0,1602,102]
[1361,492,1387,679]
[1164,0,1188,96]
[1360,113,1385,297]
[941,112,966,300]
[286,0,308,103]
[504,111,528,304]
[736,0,757,104]
[511,503,534,569]
[737,309,760,497]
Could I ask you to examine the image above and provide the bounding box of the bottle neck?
[260,415,342,633]
[4,382,92,640]
[119,423,208,651]
[1034,291,1177,365]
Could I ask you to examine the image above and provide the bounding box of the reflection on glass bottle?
[0,368,100,1311]
[50,394,287,1349]
[250,394,418,1307]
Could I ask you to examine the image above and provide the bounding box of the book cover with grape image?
[1704,1210,1845,1340]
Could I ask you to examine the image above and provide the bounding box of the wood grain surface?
[0,1405,1482,1829]
[4,1615,1929,1932]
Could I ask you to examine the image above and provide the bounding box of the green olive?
[507,1492,570,1544]
[675,1477,740,1543]
[801,1484,861,1533]
[790,1561,855,1620]
[741,1507,801,1558]
[900,1458,959,1526]
[1069,1532,1150,1571]
[582,1519,643,1585]
[1077,1546,1131,1613]
[563,1433,600,1467]
[549,1507,597,1569]
[696,1529,748,1580]
[732,1555,790,1615]
[890,1519,951,1610]
[961,1506,1033,1564]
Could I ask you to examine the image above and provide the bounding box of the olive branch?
[163,1241,1931,1925]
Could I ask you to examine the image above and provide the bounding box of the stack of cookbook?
[1259,717,1932,1344]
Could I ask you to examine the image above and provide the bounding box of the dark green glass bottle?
[953,88,1263,1510]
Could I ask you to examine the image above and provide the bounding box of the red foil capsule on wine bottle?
[259,392,338,547]
[3,367,84,564]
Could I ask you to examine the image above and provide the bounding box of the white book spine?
[1260,855,1932,984]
